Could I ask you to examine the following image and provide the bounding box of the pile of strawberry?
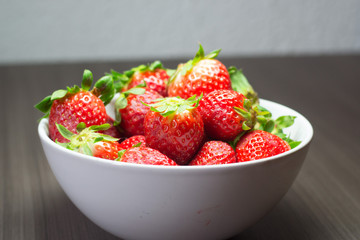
[36,45,300,166]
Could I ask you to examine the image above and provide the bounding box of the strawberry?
[197,89,258,141]
[143,95,204,165]
[125,61,171,96]
[117,146,177,166]
[35,70,115,143]
[235,130,291,162]
[55,123,122,160]
[118,135,146,150]
[92,141,123,160]
[115,87,163,137]
[109,61,172,96]
[189,141,236,166]
[167,44,231,99]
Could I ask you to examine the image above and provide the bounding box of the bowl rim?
[38,99,313,171]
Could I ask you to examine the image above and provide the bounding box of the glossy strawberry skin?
[48,91,107,143]
[119,89,162,137]
[118,135,146,150]
[126,69,169,97]
[144,109,204,165]
[197,89,246,141]
[168,59,231,99]
[189,141,236,166]
[92,141,123,160]
[236,130,291,162]
[119,147,177,166]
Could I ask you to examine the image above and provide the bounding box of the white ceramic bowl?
[38,99,313,240]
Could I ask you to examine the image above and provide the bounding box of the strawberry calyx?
[232,103,301,149]
[92,75,115,105]
[234,98,266,131]
[168,44,221,85]
[124,60,164,78]
[35,69,115,117]
[255,111,301,149]
[229,100,271,149]
[228,66,259,105]
[108,61,173,92]
[143,94,202,117]
[56,122,119,156]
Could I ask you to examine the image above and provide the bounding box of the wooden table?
[1,55,360,239]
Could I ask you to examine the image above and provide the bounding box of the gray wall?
[1,0,359,65]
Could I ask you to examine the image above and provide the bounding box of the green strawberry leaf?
[107,70,130,92]
[55,140,70,149]
[100,134,119,142]
[76,122,87,132]
[93,137,104,143]
[115,149,126,161]
[67,85,81,94]
[149,60,163,71]
[228,66,259,105]
[275,132,287,139]
[34,95,52,113]
[205,48,221,59]
[93,75,115,106]
[125,87,146,95]
[120,60,165,80]
[82,69,93,91]
[115,94,128,110]
[88,123,111,131]
[56,123,75,140]
[132,142,142,148]
[242,122,251,131]
[194,44,205,62]
[275,115,296,129]
[51,89,68,100]
[289,141,301,149]
[145,95,201,117]
[264,119,275,133]
[82,143,93,156]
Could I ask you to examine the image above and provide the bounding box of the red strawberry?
[35,70,115,143]
[117,146,177,166]
[55,123,122,160]
[125,61,170,97]
[189,141,236,166]
[118,135,146,150]
[143,95,204,165]
[197,89,255,141]
[167,44,231,99]
[236,130,291,162]
[109,61,171,96]
[115,87,163,137]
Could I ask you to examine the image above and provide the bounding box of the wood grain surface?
[1,55,359,240]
